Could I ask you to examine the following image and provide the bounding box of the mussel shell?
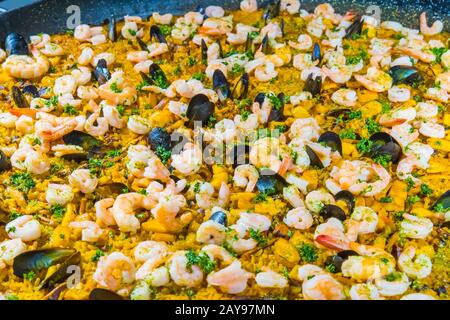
[137,37,149,51]
[213,69,231,102]
[150,25,167,44]
[326,250,358,272]
[201,39,208,63]
[259,34,270,54]
[61,152,89,163]
[263,0,281,21]
[389,65,423,85]
[338,250,358,259]
[148,127,172,151]
[13,248,78,279]
[433,190,449,212]
[0,150,12,172]
[245,33,255,54]
[89,288,124,300]
[93,59,111,85]
[318,131,342,155]
[254,92,266,105]
[11,86,29,108]
[305,145,324,168]
[62,130,102,154]
[334,190,355,214]
[312,43,321,63]
[186,94,214,127]
[5,32,29,56]
[108,16,117,42]
[325,108,352,118]
[230,144,250,168]
[22,85,40,98]
[268,92,285,122]
[369,132,402,164]
[256,171,287,196]
[319,204,346,221]
[304,73,322,97]
[344,17,363,39]
[209,210,227,226]
[40,251,81,289]
[149,63,170,89]
[232,73,249,100]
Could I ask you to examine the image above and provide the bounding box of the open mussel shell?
[213,69,231,102]
[11,86,29,108]
[325,108,351,119]
[148,63,170,89]
[433,190,449,212]
[312,43,321,63]
[186,93,214,128]
[254,92,266,105]
[263,0,281,21]
[305,145,324,168]
[137,37,149,51]
[318,131,342,155]
[256,171,287,196]
[0,150,12,172]
[22,85,41,98]
[369,132,402,164]
[344,16,363,39]
[89,288,124,300]
[5,32,29,56]
[148,127,171,151]
[259,34,270,54]
[325,250,358,272]
[230,144,250,168]
[245,33,255,54]
[13,248,80,287]
[201,39,208,63]
[150,25,167,44]
[209,210,227,226]
[93,58,111,85]
[63,130,102,154]
[108,16,117,42]
[232,73,249,100]
[389,65,423,85]
[268,92,285,122]
[304,73,322,97]
[334,190,355,214]
[319,204,347,221]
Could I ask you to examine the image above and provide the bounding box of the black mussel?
[95,182,129,199]
[22,85,40,98]
[319,204,346,221]
[433,190,449,212]
[11,86,29,108]
[303,73,322,97]
[63,130,102,152]
[216,40,223,59]
[256,171,287,196]
[254,92,266,105]
[280,19,285,37]
[213,69,231,102]
[186,94,214,127]
[209,210,227,226]
[149,63,170,89]
[305,145,324,168]
[259,34,270,54]
[344,17,364,39]
[93,59,111,85]
[137,37,149,51]
[318,131,342,155]
[61,152,89,163]
[148,127,171,151]
[268,92,285,122]
[389,65,423,85]
[5,32,29,56]
[245,33,255,54]
[201,39,208,64]
[0,150,12,172]
[89,288,124,300]
[13,248,80,287]
[312,43,321,63]
[108,16,117,42]
[232,73,249,100]
[334,190,355,214]
[263,0,281,21]
[150,25,167,44]
[230,144,250,168]
[369,132,402,164]
[326,108,352,118]
[326,250,358,273]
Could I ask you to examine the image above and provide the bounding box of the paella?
[0,0,449,300]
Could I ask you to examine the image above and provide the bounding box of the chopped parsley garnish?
[249,228,268,247]
[434,203,446,213]
[298,243,318,263]
[365,118,380,134]
[187,56,197,66]
[385,271,403,282]
[346,48,368,65]
[380,196,393,203]
[110,82,122,93]
[159,24,172,36]
[106,149,121,158]
[128,29,137,36]
[431,47,448,63]
[207,114,217,128]
[373,154,391,167]
[193,182,201,193]
[50,204,66,221]
[356,138,373,154]
[347,110,362,120]
[116,105,125,116]
[230,64,245,76]
[63,104,78,115]
[405,177,415,192]
[406,195,420,206]
[23,271,36,281]
[339,128,357,139]
[192,72,206,82]
[325,263,337,273]
[9,172,35,193]
[254,192,268,203]
[91,249,105,262]
[248,31,259,40]
[266,93,283,110]
[378,99,392,113]
[420,184,433,197]
[185,250,216,274]
[155,146,171,165]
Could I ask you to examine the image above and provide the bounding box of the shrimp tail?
[315,235,350,251]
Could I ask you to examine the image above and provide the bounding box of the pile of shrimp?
[0,0,448,301]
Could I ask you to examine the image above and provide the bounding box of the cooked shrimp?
[98,71,137,106]
[419,12,443,36]
[398,246,432,279]
[354,67,393,92]
[2,54,49,79]
[95,198,116,227]
[283,207,314,230]
[143,156,171,182]
[196,219,227,245]
[93,252,136,292]
[169,251,204,287]
[152,12,173,25]
[240,0,258,13]
[419,121,445,138]
[379,107,416,127]
[84,110,109,136]
[171,143,203,175]
[350,206,378,235]
[331,88,357,107]
[375,272,410,297]
[349,284,381,300]
[127,115,151,135]
[305,189,335,213]
[289,34,313,50]
[0,239,27,269]
[280,0,300,15]
[6,215,41,242]
[390,123,419,147]
[394,46,435,63]
[400,213,433,239]
[297,265,346,300]
[35,114,77,142]
[255,61,278,82]
[69,168,98,194]
[78,47,94,65]
[233,164,259,192]
[69,220,103,242]
[256,269,288,288]
[388,86,411,103]
[111,193,156,233]
[101,102,125,128]
[206,260,253,294]
[322,66,352,84]
[45,183,74,205]
[283,185,306,207]
[200,244,234,265]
